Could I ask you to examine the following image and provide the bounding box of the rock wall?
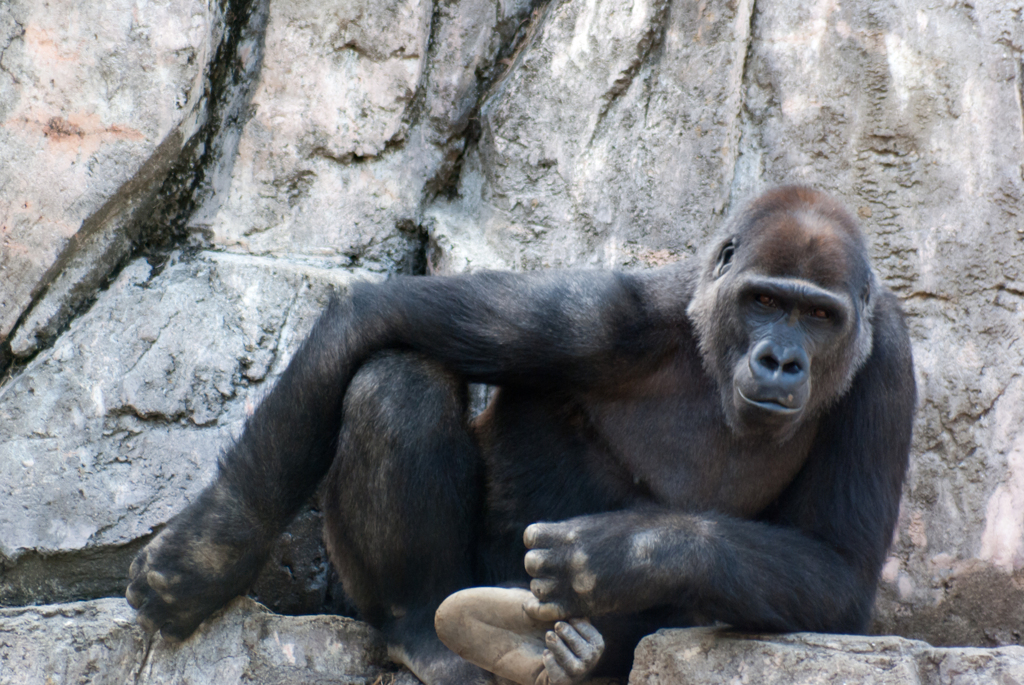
[1,0,1023,679]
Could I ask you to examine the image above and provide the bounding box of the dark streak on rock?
[424,0,555,202]
[588,0,671,148]
[3,128,185,363]
[0,534,153,607]
[0,0,272,373]
[134,0,271,262]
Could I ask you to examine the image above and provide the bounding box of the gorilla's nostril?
[760,356,779,372]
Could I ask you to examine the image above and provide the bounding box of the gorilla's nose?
[750,339,809,398]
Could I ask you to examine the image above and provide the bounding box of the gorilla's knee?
[343,351,468,436]
[332,351,478,512]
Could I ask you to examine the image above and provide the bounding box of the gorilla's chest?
[579,359,816,518]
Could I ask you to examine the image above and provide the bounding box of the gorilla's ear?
[861,276,874,308]
[714,239,737,278]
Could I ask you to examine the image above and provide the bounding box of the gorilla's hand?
[126,484,268,641]
[523,513,649,620]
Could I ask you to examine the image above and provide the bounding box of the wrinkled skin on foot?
[126,483,271,641]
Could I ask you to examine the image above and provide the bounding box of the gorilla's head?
[687,186,877,439]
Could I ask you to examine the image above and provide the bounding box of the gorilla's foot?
[435,587,604,685]
[126,483,269,641]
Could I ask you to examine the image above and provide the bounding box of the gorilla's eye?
[809,307,830,320]
[715,240,736,278]
[755,294,777,308]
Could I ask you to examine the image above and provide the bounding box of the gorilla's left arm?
[352,269,683,387]
[524,293,915,633]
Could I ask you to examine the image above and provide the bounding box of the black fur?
[127,187,915,680]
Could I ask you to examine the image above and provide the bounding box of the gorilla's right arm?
[126,269,683,639]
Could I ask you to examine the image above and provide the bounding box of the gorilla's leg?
[321,351,488,684]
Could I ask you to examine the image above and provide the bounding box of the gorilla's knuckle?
[524,522,552,548]
[524,549,547,575]
[567,548,589,571]
[530,578,557,599]
[569,568,597,595]
[124,584,144,610]
[145,569,173,592]
[564,660,587,678]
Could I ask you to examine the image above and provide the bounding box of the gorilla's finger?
[125,582,145,610]
[567,618,604,650]
[561,619,604,670]
[552,621,589,658]
[542,648,572,685]
[530,577,558,600]
[546,629,588,678]
[160,619,197,643]
[130,594,180,637]
[134,605,161,634]
[524,549,552,576]
[128,553,145,581]
[543,619,604,681]
[524,595,570,622]
[524,523,559,548]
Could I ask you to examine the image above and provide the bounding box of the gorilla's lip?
[737,388,803,415]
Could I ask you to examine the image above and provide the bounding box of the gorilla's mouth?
[737,388,804,415]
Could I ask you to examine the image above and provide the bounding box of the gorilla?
[126,186,915,684]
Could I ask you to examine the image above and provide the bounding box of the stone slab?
[631,629,1024,685]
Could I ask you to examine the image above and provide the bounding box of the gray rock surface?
[0,599,144,685]
[426,0,744,272]
[630,629,1024,685]
[189,0,538,275]
[0,251,372,609]
[0,0,219,356]
[193,0,434,268]
[1,0,1023,679]
[0,596,413,685]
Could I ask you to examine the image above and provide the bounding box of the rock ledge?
[631,628,1024,685]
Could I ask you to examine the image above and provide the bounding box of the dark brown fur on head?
[687,186,878,435]
[732,186,872,291]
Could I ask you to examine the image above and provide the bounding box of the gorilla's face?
[726,271,851,431]
[687,188,875,440]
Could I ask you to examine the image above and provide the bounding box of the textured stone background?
[1,0,1023,680]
